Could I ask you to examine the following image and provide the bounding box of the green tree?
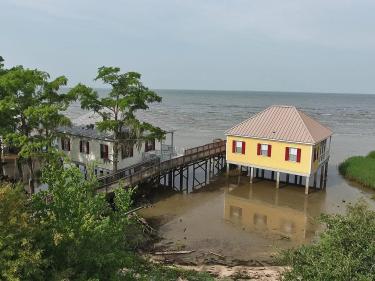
[79,67,165,171]
[281,201,375,281]
[0,64,75,193]
[0,184,46,280]
[32,163,136,280]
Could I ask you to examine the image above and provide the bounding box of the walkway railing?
[97,140,226,192]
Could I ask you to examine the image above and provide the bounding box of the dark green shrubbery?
[0,164,213,281]
[339,152,375,189]
[280,202,375,281]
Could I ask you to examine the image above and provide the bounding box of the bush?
[339,154,375,189]
[367,150,375,159]
[280,202,375,281]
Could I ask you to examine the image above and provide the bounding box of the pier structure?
[225,105,333,194]
[97,140,226,193]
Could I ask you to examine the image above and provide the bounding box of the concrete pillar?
[250,167,254,183]
[323,162,328,189]
[320,165,324,189]
[226,163,230,176]
[305,176,310,195]
[276,172,280,189]
[313,173,317,188]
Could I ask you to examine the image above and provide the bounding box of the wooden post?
[250,167,254,183]
[271,171,275,180]
[226,163,229,177]
[186,165,189,190]
[204,160,208,184]
[192,164,196,190]
[305,176,310,195]
[276,172,280,189]
[256,168,259,178]
[179,167,183,192]
[261,169,265,179]
[299,176,302,185]
[294,175,298,184]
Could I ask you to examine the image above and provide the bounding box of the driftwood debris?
[124,205,151,216]
[154,250,195,255]
[208,251,225,259]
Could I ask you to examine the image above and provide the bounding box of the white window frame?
[235,141,243,153]
[289,147,298,162]
[261,144,269,156]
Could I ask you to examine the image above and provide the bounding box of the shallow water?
[67,89,375,261]
[134,90,375,262]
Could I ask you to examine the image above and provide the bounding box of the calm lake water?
[70,90,375,263]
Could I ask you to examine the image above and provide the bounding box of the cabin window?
[61,137,71,151]
[121,144,134,159]
[286,147,301,162]
[145,139,155,152]
[100,144,109,159]
[232,141,245,154]
[257,143,272,157]
[79,140,90,154]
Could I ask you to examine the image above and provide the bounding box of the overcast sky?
[2,0,375,94]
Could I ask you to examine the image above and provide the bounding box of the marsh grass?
[339,151,375,189]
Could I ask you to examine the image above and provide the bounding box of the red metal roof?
[225,105,333,144]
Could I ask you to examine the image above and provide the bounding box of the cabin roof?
[225,105,333,144]
[58,111,128,141]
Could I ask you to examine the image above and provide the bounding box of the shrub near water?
[280,202,375,281]
[339,151,375,189]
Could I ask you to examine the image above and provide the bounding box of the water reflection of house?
[224,184,323,242]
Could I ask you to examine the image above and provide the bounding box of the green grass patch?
[339,151,375,189]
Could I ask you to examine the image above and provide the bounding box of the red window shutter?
[232,141,236,153]
[285,147,290,161]
[257,143,261,155]
[241,142,246,154]
[268,145,272,157]
[86,141,90,154]
[297,148,301,162]
[79,141,83,153]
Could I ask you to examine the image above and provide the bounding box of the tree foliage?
[0,184,45,281]
[281,201,375,281]
[0,57,77,192]
[0,163,139,281]
[79,66,165,171]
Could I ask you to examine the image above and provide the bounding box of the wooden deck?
[97,140,226,193]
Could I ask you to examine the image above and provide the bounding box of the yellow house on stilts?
[225,105,333,194]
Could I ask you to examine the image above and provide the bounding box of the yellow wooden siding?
[226,135,313,175]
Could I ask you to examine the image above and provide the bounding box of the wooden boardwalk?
[97,140,226,193]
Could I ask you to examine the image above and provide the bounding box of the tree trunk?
[0,140,4,178]
[27,157,35,194]
[113,140,119,172]
[17,158,23,180]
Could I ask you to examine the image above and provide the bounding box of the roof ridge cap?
[295,108,316,143]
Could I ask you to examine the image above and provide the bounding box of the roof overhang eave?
[225,133,322,145]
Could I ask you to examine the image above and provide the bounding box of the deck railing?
[97,140,226,192]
